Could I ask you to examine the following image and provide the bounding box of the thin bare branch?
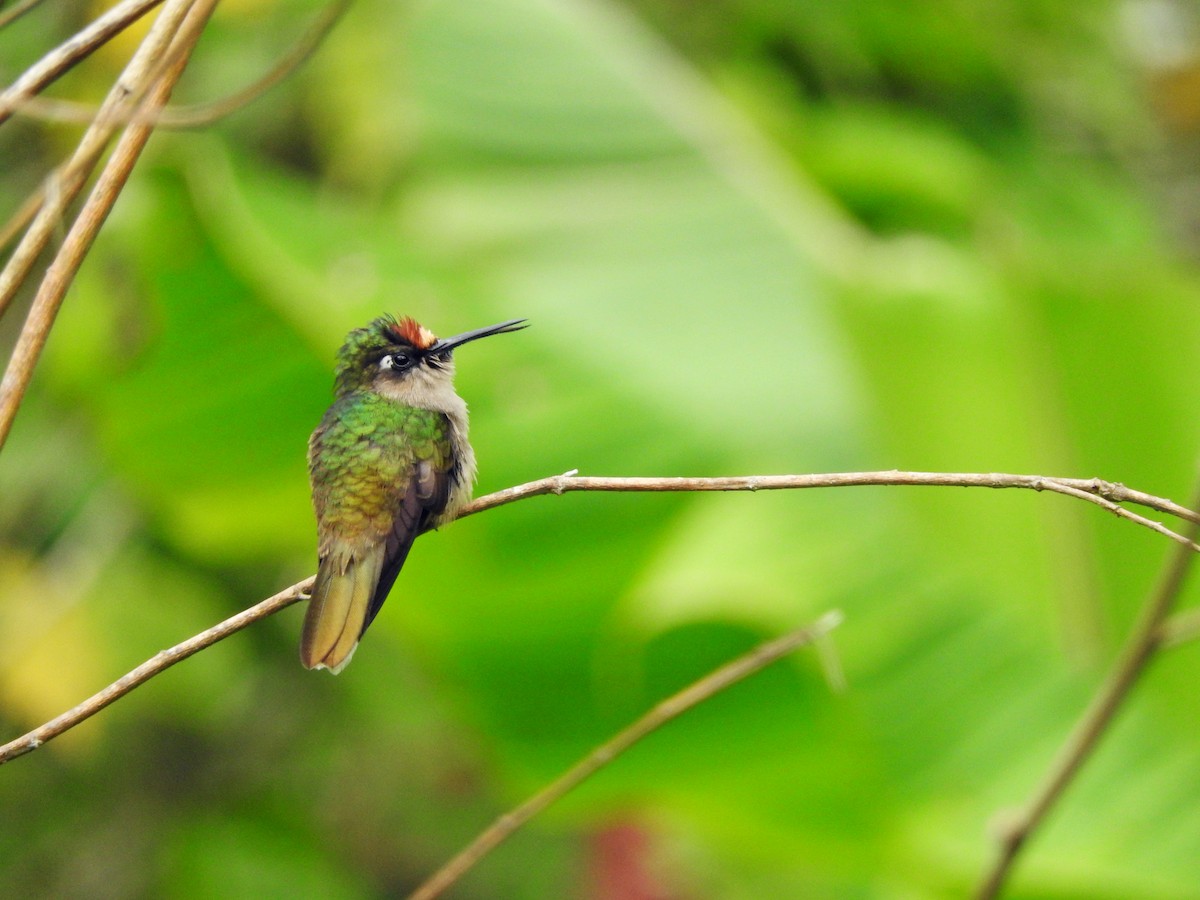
[1158,607,1200,648]
[407,610,844,900]
[0,0,348,314]
[975,482,1200,899]
[161,0,350,126]
[1032,478,1200,552]
[1054,478,1200,526]
[0,0,167,126]
[0,186,44,258]
[0,470,1195,768]
[3,0,352,129]
[0,0,49,30]
[456,471,1200,546]
[0,579,312,763]
[0,0,217,450]
[0,0,196,322]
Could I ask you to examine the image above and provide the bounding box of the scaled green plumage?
[309,395,451,542]
[299,313,527,673]
[300,317,455,673]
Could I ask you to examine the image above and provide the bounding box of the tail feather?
[300,548,384,674]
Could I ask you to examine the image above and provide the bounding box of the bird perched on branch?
[301,314,528,673]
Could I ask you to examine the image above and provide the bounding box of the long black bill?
[430,318,528,354]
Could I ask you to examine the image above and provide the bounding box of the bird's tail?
[300,546,384,674]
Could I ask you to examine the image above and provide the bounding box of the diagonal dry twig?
[2,11,1194,895]
[0,0,196,323]
[0,0,221,450]
[1158,606,1200,647]
[407,610,845,900]
[0,188,46,259]
[0,0,351,269]
[0,469,1195,766]
[974,480,1200,899]
[0,0,167,126]
[3,0,352,130]
[0,578,312,763]
[0,0,351,436]
[0,0,50,30]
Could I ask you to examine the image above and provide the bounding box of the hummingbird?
[300,314,528,673]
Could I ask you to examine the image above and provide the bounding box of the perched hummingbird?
[300,314,528,673]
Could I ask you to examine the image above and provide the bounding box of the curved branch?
[0,469,1195,766]
[3,0,352,130]
[0,0,167,126]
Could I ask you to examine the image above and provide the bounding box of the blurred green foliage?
[2,0,1200,896]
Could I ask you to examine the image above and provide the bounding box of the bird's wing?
[303,400,454,670]
[363,450,450,630]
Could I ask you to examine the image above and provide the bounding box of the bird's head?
[333,315,528,400]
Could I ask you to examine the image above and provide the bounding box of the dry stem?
[0,468,1195,766]
[0,579,312,763]
[1,9,1194,894]
[406,610,844,900]
[3,0,352,131]
[0,0,50,30]
[0,0,218,450]
[0,0,167,126]
[0,0,195,323]
[457,471,1200,545]
[974,483,1200,898]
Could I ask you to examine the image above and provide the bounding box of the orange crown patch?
[390,316,437,350]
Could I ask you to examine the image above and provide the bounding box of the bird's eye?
[380,353,413,371]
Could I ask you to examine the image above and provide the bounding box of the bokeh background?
[3,0,1200,896]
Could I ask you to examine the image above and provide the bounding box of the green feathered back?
[309,392,452,547]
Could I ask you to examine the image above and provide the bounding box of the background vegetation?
[3,0,1200,896]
